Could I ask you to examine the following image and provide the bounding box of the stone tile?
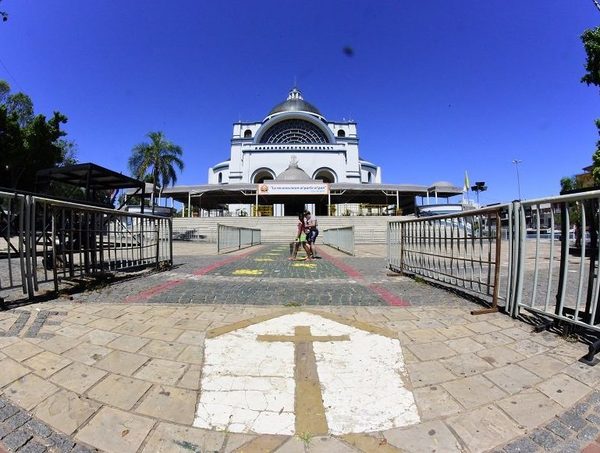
[476,345,526,368]
[405,342,456,361]
[231,435,288,453]
[445,337,485,354]
[40,334,84,354]
[447,405,525,452]
[62,343,112,365]
[0,336,19,349]
[176,330,206,346]
[94,350,149,375]
[106,334,150,353]
[86,317,126,331]
[3,341,44,362]
[173,318,212,331]
[509,339,549,358]
[383,420,462,452]
[34,389,100,435]
[465,321,501,334]
[87,374,152,410]
[383,310,418,321]
[177,345,204,365]
[497,390,562,429]
[136,385,196,424]
[502,326,535,341]
[484,364,542,394]
[274,437,306,453]
[0,358,30,387]
[49,362,107,394]
[519,354,567,378]
[178,365,201,390]
[141,422,226,452]
[134,358,187,385]
[406,361,456,388]
[530,331,564,347]
[139,340,187,360]
[563,361,600,388]
[537,373,592,408]
[93,308,126,319]
[436,325,473,339]
[442,374,507,409]
[54,324,93,338]
[141,326,185,342]
[82,329,121,346]
[340,434,402,453]
[112,322,152,336]
[404,328,447,343]
[473,331,514,347]
[4,374,58,410]
[66,313,100,325]
[413,385,463,420]
[23,351,72,379]
[411,319,447,329]
[75,407,154,453]
[441,353,493,377]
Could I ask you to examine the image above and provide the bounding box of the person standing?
[304,210,319,259]
[289,213,312,260]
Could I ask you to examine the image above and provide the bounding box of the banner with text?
[257,183,329,195]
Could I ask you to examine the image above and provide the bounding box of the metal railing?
[217,224,261,254]
[387,190,600,335]
[322,226,355,256]
[1,190,172,302]
[509,191,600,334]
[388,206,508,314]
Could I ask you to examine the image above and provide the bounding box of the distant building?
[164,88,462,216]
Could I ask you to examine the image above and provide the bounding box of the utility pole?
[512,159,522,200]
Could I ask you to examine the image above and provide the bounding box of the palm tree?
[128,131,184,210]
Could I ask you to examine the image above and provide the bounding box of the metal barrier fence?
[217,224,261,254]
[388,206,508,314]
[388,190,600,337]
[0,190,172,302]
[322,226,355,256]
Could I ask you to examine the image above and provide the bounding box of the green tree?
[128,131,184,206]
[0,80,72,190]
[582,26,600,89]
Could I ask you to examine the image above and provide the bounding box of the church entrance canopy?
[162,182,462,217]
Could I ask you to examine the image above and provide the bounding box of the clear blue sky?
[0,0,598,205]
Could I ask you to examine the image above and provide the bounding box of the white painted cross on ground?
[194,311,420,435]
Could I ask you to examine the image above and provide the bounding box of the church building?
[164,88,461,216]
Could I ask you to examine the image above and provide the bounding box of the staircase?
[172,216,395,244]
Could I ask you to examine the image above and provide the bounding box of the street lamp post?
[470,181,487,206]
[512,159,522,200]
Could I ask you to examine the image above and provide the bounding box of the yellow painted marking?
[232,269,264,276]
[258,326,350,435]
[254,258,274,262]
[341,434,403,452]
[292,263,316,268]
[206,309,398,339]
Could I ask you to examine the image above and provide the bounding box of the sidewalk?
[0,243,600,452]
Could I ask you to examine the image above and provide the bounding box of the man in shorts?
[304,210,319,259]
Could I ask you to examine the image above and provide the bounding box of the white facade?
[208,88,381,185]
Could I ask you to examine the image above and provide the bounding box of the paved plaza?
[1,243,600,452]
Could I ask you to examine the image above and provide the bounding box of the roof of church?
[267,87,322,117]
[275,157,312,181]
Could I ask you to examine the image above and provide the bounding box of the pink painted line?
[126,246,264,302]
[125,279,183,302]
[317,250,362,279]
[319,249,410,307]
[368,284,411,307]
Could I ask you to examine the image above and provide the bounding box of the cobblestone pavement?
[0,243,599,452]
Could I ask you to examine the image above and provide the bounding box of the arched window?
[218,172,223,183]
[252,168,275,183]
[313,168,337,184]
[337,129,346,138]
[259,119,329,144]
[244,129,252,138]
